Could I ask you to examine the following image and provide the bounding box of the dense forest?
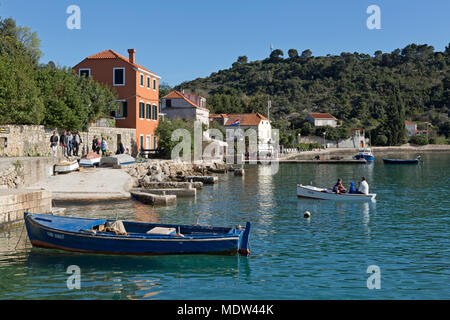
[175,45,450,146]
[0,17,117,131]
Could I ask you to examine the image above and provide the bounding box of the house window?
[114,101,127,118]
[147,76,151,89]
[146,103,151,120]
[166,99,172,108]
[153,105,158,120]
[153,79,156,91]
[140,135,144,151]
[139,102,145,119]
[79,69,90,77]
[146,135,151,149]
[140,73,144,86]
[153,136,157,149]
[113,68,125,86]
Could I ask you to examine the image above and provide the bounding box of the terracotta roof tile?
[162,90,209,111]
[77,49,160,79]
[309,113,337,119]
[211,113,268,126]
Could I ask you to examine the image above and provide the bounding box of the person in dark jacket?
[50,131,59,157]
[92,136,100,154]
[332,178,346,194]
[116,139,125,154]
[60,131,66,156]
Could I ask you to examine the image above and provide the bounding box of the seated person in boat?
[348,182,356,194]
[357,177,369,195]
[332,179,347,194]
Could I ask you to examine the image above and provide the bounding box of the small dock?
[278,159,367,164]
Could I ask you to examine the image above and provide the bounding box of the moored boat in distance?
[353,148,375,162]
[297,184,376,201]
[24,212,252,255]
[383,155,421,164]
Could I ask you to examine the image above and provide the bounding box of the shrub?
[410,135,428,145]
[373,134,388,146]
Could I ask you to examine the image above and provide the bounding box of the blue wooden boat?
[24,212,252,255]
[383,156,421,164]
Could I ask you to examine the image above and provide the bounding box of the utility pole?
[267,100,271,122]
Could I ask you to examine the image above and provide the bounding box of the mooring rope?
[14,223,26,251]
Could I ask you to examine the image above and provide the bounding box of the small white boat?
[79,153,101,167]
[100,154,135,166]
[297,184,376,201]
[54,160,79,174]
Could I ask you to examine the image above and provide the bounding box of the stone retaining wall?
[0,125,137,158]
[0,189,52,228]
[0,157,59,189]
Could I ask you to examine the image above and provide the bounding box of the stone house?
[160,91,210,126]
[306,113,340,127]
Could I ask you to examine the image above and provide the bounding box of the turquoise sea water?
[0,152,449,299]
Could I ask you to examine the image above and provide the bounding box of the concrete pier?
[278,159,367,164]
[0,189,52,228]
[30,167,133,201]
[183,176,218,184]
[140,181,203,189]
[131,190,177,206]
[133,187,196,197]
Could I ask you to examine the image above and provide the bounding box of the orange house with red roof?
[73,49,160,153]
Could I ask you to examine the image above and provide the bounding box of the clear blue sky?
[1,0,449,86]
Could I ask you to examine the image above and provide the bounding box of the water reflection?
[18,250,250,300]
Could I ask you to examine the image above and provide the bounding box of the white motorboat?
[297,184,376,201]
[54,160,79,174]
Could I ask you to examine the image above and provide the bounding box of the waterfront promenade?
[279,144,450,160]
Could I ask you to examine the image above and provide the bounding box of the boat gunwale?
[296,184,376,200]
[25,214,242,242]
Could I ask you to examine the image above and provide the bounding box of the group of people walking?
[50,131,114,158]
[91,136,109,155]
[50,130,82,157]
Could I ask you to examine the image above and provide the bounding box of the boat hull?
[297,185,376,201]
[383,159,419,164]
[24,213,251,255]
[353,154,375,162]
[54,161,79,173]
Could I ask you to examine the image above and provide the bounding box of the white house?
[209,113,273,155]
[306,113,340,127]
[160,91,210,125]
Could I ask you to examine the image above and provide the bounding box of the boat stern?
[238,221,252,255]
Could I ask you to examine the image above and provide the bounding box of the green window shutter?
[139,102,145,118]
[123,101,127,118]
[146,104,151,119]
[153,105,158,120]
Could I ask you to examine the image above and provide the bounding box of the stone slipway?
[30,167,133,201]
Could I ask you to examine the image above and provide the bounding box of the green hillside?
[175,45,450,145]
